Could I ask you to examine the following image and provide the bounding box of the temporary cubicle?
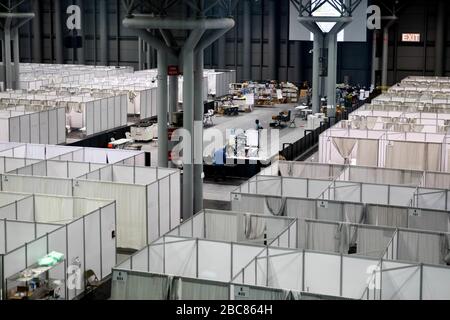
[166,209,297,249]
[0,194,116,300]
[232,245,450,300]
[73,165,181,250]
[0,163,179,250]
[319,128,450,172]
[0,106,66,144]
[111,234,303,300]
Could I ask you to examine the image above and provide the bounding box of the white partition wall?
[1,200,116,300]
[167,210,297,249]
[0,107,66,144]
[74,165,181,250]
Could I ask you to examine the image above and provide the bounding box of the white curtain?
[265,197,287,216]
[425,172,450,189]
[111,273,173,300]
[397,231,443,265]
[356,140,379,167]
[386,142,441,171]
[178,279,229,300]
[408,210,449,233]
[244,214,266,241]
[332,138,357,164]
[426,143,442,172]
[354,226,394,258]
[205,213,237,242]
[285,199,315,220]
[367,206,408,228]
[343,204,366,224]
[306,221,340,253]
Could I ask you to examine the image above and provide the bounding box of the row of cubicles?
[0,142,181,300]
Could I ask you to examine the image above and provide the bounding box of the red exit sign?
[168,65,181,76]
[402,33,421,42]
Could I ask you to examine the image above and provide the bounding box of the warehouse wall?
[14,0,449,87]
[386,0,450,84]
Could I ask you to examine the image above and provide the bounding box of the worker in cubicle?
[213,147,226,182]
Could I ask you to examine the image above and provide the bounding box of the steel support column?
[435,0,446,76]
[242,0,252,80]
[13,29,20,89]
[169,74,178,122]
[182,29,204,219]
[53,0,64,64]
[158,51,168,168]
[31,0,42,63]
[138,37,143,70]
[371,30,379,88]
[268,0,278,80]
[4,24,12,90]
[99,0,108,65]
[312,33,322,113]
[327,32,337,118]
[194,50,204,214]
[382,20,395,88]
[76,0,85,64]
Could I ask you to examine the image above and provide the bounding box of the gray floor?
[139,104,307,167]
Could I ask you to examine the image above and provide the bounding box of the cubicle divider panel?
[48,108,58,145]
[47,226,67,299]
[9,117,20,143]
[422,265,450,300]
[151,88,157,119]
[267,250,303,292]
[5,221,35,253]
[0,119,9,142]
[0,255,3,300]
[362,184,389,205]
[16,196,34,221]
[114,96,121,128]
[304,251,341,297]
[73,180,146,250]
[389,186,417,207]
[380,262,421,300]
[282,178,308,198]
[140,90,147,118]
[0,203,17,221]
[67,218,85,300]
[131,247,149,272]
[3,246,26,281]
[93,100,101,135]
[342,256,380,299]
[26,237,48,270]
[162,238,197,278]
[84,210,101,280]
[159,177,170,237]
[100,203,116,278]
[416,188,447,211]
[30,113,40,144]
[0,220,4,254]
[1,175,73,197]
[85,101,94,136]
[101,99,108,132]
[396,230,445,265]
[39,112,49,144]
[57,108,66,144]
[107,97,115,130]
[198,240,232,282]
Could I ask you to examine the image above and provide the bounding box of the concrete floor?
[139,104,307,167]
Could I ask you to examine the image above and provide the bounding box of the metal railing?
[279,93,380,161]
